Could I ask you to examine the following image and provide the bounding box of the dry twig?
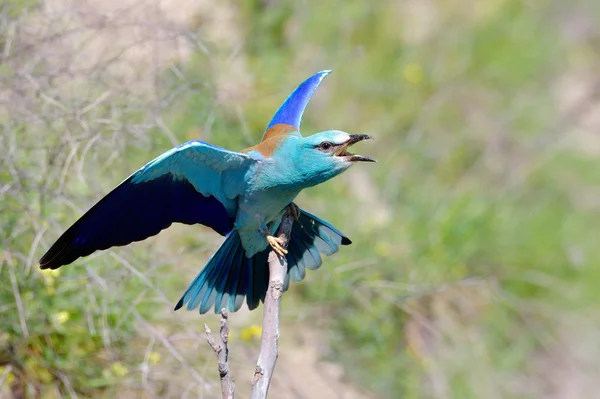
[204,309,235,399]
[250,211,295,399]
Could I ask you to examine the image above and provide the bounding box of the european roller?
[39,70,374,314]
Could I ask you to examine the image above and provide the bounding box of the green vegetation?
[2,0,600,397]
[0,3,185,397]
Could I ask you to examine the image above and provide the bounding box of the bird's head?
[284,130,375,188]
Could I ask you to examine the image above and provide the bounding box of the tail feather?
[234,252,251,312]
[188,248,222,311]
[248,251,269,310]
[220,241,243,312]
[282,266,291,291]
[200,237,238,314]
[288,240,307,282]
[174,232,236,312]
[293,226,323,271]
[175,209,351,314]
[304,222,338,255]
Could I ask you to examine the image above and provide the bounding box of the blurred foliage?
[2,0,600,397]
[171,0,600,396]
[0,101,145,397]
[0,2,184,397]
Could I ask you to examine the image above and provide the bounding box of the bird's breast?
[233,186,299,257]
[238,185,299,224]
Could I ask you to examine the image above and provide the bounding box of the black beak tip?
[349,155,376,163]
[344,134,375,162]
[349,134,374,143]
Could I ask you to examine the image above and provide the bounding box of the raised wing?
[262,70,331,141]
[39,141,257,270]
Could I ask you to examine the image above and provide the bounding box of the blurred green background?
[1,0,600,397]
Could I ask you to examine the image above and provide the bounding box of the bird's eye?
[318,142,333,151]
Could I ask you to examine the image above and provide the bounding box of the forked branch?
[204,309,235,399]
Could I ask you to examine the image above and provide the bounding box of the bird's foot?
[266,235,288,257]
[286,202,301,221]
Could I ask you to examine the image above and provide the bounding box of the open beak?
[335,134,376,162]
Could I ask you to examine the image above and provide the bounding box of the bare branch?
[204,309,235,399]
[250,210,295,399]
[7,252,28,338]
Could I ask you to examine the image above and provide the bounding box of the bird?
[39,70,375,314]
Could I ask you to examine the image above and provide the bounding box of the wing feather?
[40,141,257,270]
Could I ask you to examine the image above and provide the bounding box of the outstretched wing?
[261,70,331,141]
[40,141,257,270]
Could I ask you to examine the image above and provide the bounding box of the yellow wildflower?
[53,311,70,324]
[241,324,262,341]
[402,63,424,85]
[148,352,161,366]
[39,268,60,285]
[110,362,129,377]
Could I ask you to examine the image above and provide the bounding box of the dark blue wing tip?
[341,236,352,245]
[265,69,333,132]
[174,298,184,311]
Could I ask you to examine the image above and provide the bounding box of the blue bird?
[39,70,374,314]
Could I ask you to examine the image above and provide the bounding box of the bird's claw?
[286,202,301,221]
[266,235,288,257]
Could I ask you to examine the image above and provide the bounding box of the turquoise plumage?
[39,70,374,314]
